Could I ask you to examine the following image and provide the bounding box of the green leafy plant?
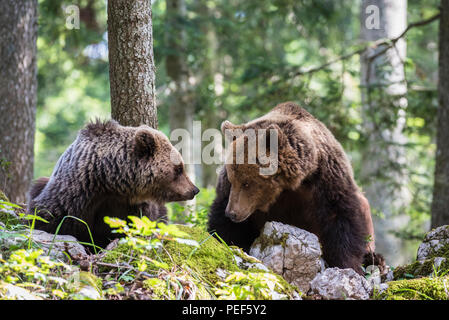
[215,271,287,300]
[167,187,215,229]
[103,215,199,272]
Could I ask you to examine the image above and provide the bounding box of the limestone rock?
[231,247,270,272]
[0,229,87,262]
[30,230,88,261]
[417,225,449,261]
[249,221,324,293]
[310,267,372,300]
[0,282,43,300]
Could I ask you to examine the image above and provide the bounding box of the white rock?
[231,247,270,272]
[417,225,449,261]
[249,221,323,293]
[0,229,87,262]
[0,282,42,300]
[77,286,102,300]
[29,229,87,261]
[309,267,372,300]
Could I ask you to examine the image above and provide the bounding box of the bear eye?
[243,182,249,188]
[175,165,184,177]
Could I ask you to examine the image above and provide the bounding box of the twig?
[286,12,441,79]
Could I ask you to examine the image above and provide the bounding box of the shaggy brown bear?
[208,102,383,274]
[28,120,199,248]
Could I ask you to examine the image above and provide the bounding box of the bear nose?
[193,186,200,196]
[225,209,237,221]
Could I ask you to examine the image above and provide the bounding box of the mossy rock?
[417,225,449,261]
[376,276,449,300]
[251,230,289,252]
[101,224,300,300]
[393,257,449,280]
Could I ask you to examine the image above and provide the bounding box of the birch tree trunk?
[431,1,449,228]
[108,0,158,128]
[360,0,411,265]
[0,0,38,204]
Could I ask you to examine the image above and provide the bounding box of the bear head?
[132,125,200,204]
[83,120,199,205]
[221,121,302,223]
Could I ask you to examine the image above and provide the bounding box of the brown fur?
[208,102,384,274]
[27,120,199,248]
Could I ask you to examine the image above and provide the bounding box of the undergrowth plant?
[104,215,200,272]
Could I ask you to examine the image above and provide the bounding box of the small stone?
[0,282,42,300]
[29,229,88,261]
[309,268,372,300]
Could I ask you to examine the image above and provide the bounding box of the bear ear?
[134,129,158,158]
[221,120,244,142]
[265,123,288,150]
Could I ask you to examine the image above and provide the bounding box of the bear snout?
[181,185,200,200]
[225,209,238,222]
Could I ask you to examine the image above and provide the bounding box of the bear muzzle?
[225,207,252,223]
[179,185,200,201]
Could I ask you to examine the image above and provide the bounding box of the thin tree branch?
[286,12,441,79]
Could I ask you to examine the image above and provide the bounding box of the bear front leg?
[318,210,368,275]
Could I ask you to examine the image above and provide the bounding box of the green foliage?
[0,249,64,284]
[168,187,215,229]
[101,218,299,300]
[215,271,288,300]
[0,248,102,300]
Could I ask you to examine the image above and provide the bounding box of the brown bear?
[28,120,199,248]
[208,102,383,274]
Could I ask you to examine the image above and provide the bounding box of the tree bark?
[360,0,411,265]
[431,1,449,228]
[108,0,157,128]
[0,0,38,204]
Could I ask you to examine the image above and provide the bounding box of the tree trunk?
[360,0,411,265]
[165,0,196,181]
[108,0,157,128]
[431,1,449,228]
[0,0,38,204]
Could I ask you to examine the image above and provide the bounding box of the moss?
[101,225,238,283]
[143,278,176,300]
[0,190,8,202]
[377,276,449,300]
[143,275,214,300]
[79,271,102,291]
[100,242,136,272]
[230,246,260,264]
[100,224,301,299]
[252,231,289,252]
[161,225,238,284]
[432,243,449,259]
[393,257,449,279]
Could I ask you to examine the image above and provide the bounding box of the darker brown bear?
[27,120,199,248]
[208,102,383,274]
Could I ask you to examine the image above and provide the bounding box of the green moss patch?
[252,230,289,252]
[377,276,449,300]
[100,224,301,299]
